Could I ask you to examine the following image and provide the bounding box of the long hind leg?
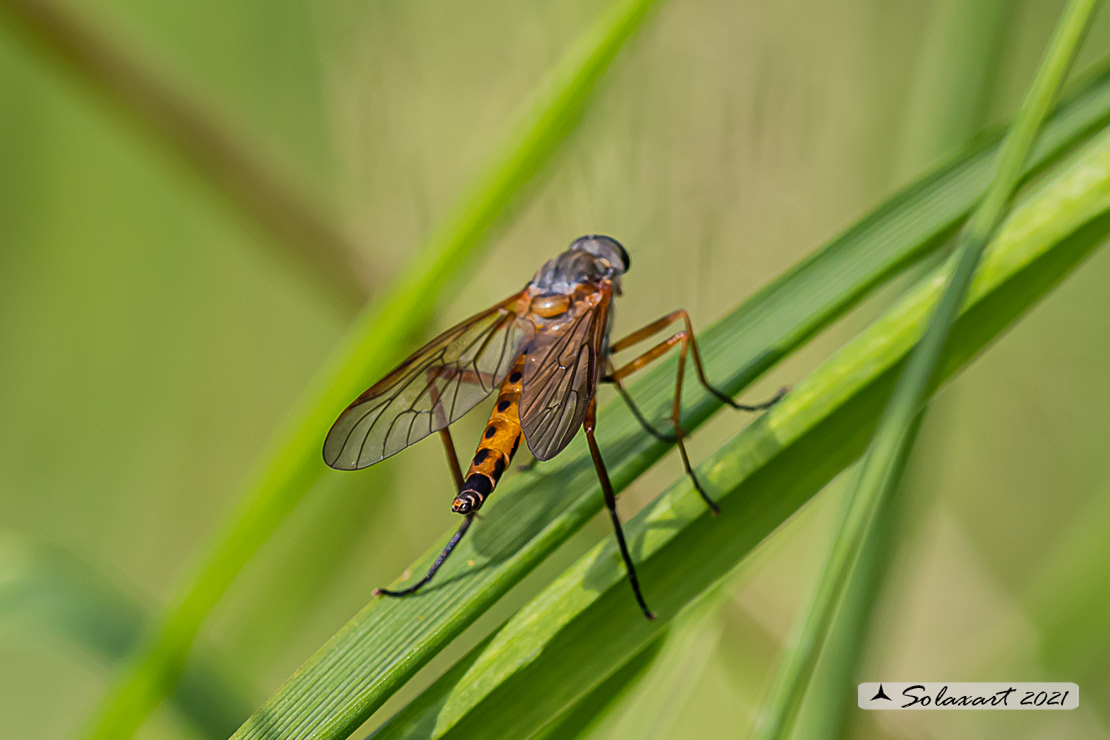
[376,427,472,597]
[608,331,720,513]
[603,366,676,444]
[609,310,786,411]
[375,367,490,598]
[606,310,786,513]
[583,399,654,620]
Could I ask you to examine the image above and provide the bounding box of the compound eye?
[568,234,629,272]
[613,240,630,272]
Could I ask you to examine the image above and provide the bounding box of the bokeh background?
[2,0,1110,738]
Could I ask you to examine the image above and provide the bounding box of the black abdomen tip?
[452,491,480,514]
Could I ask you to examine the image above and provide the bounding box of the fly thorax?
[531,250,606,293]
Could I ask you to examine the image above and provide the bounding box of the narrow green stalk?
[78,1,664,737]
[785,414,926,740]
[800,5,1011,731]
[0,0,372,312]
[895,0,1011,173]
[753,2,1100,738]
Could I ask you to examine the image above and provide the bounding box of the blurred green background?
[2,0,1110,738]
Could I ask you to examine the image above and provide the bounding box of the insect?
[323,235,785,619]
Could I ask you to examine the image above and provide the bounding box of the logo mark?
[858,682,1079,710]
[870,684,892,702]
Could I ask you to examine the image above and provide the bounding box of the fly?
[323,235,786,619]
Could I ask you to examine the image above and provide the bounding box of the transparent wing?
[519,288,611,461]
[324,292,532,470]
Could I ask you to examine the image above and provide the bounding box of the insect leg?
[373,368,482,598]
[609,331,720,514]
[584,399,655,621]
[375,514,474,597]
[425,364,492,490]
[611,309,787,411]
[439,428,465,490]
[675,312,787,411]
[602,367,676,444]
[609,310,685,352]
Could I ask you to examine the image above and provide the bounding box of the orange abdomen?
[451,357,525,514]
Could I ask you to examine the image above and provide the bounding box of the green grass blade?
[754,3,1100,737]
[799,3,1014,733]
[371,120,1110,740]
[790,416,924,740]
[78,1,665,737]
[799,4,1014,732]
[0,0,372,312]
[595,589,729,740]
[232,66,1110,740]
[894,0,1012,172]
[532,634,667,740]
[0,532,249,737]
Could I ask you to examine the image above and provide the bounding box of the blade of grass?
[230,67,1110,740]
[79,1,666,737]
[597,587,729,740]
[0,532,249,738]
[789,416,924,740]
[0,0,372,312]
[532,634,667,740]
[754,3,1099,737]
[370,120,1110,740]
[799,4,1017,734]
[895,0,1012,173]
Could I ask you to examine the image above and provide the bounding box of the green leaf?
[587,585,731,740]
[371,118,1110,740]
[788,420,922,740]
[532,634,666,740]
[233,63,1110,740]
[798,4,1016,734]
[754,2,1100,737]
[79,0,666,737]
[0,532,249,738]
